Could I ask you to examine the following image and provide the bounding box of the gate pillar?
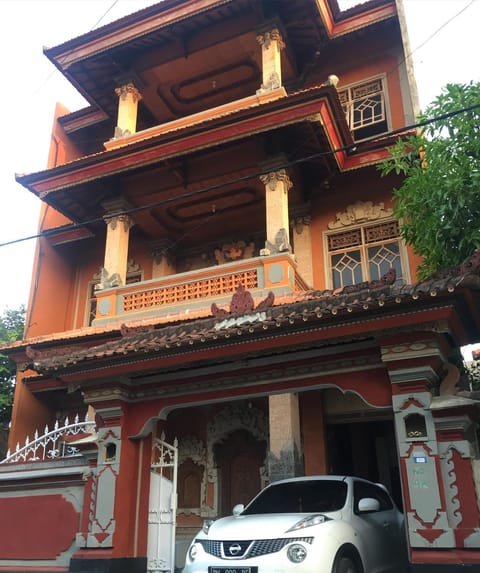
[381,335,455,550]
[71,401,149,573]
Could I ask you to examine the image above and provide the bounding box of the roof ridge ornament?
[211,284,275,318]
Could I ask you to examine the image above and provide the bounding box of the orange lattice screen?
[123,270,258,312]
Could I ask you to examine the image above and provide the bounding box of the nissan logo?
[227,543,242,556]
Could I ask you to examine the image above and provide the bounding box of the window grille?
[326,220,405,289]
[338,77,388,140]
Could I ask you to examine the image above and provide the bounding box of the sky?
[0,0,479,319]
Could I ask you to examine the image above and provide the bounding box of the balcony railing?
[94,253,309,326]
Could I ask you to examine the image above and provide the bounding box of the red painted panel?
[0,494,79,559]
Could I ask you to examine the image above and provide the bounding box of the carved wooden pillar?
[260,168,292,255]
[268,393,303,482]
[151,239,176,279]
[291,212,313,286]
[114,82,142,139]
[100,200,133,289]
[256,26,285,94]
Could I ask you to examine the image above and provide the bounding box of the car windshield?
[242,480,348,514]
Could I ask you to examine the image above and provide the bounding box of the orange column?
[260,168,292,254]
[100,200,133,289]
[114,82,142,138]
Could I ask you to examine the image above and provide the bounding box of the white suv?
[183,475,407,573]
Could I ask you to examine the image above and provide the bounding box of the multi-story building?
[1,1,479,572]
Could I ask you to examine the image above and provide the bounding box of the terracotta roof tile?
[22,250,480,374]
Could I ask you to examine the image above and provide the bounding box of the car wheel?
[332,554,360,573]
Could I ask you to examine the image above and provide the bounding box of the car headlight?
[286,514,330,532]
[202,519,214,534]
[287,543,308,563]
[189,542,200,561]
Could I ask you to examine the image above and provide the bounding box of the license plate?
[208,567,258,573]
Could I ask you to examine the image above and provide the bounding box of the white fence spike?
[0,412,97,465]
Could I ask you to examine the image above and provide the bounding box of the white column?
[256,27,285,94]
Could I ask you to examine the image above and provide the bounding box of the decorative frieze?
[328,201,393,229]
[214,240,255,264]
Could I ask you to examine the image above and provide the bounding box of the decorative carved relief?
[260,169,292,193]
[257,72,281,93]
[207,403,268,483]
[292,215,311,235]
[214,241,256,264]
[176,436,207,516]
[328,201,393,229]
[211,284,274,318]
[256,28,285,51]
[115,83,142,103]
[178,435,206,466]
[95,268,122,290]
[151,239,176,267]
[205,403,268,517]
[103,213,133,233]
[439,446,462,529]
[261,228,291,255]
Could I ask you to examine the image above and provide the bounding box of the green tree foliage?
[0,306,25,455]
[379,82,480,278]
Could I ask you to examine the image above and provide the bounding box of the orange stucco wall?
[310,167,421,290]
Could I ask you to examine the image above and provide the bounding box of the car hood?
[206,513,339,540]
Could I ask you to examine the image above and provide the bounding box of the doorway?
[326,419,403,509]
[214,429,267,516]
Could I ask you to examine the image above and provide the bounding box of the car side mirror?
[358,497,381,513]
[232,503,245,516]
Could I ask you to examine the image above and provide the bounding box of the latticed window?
[339,77,388,140]
[326,220,405,289]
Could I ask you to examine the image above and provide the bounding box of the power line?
[2,99,479,250]
[33,0,121,99]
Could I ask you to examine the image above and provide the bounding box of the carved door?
[214,429,266,516]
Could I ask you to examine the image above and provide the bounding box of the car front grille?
[198,537,313,559]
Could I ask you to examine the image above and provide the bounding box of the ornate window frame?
[338,74,390,141]
[323,201,410,289]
